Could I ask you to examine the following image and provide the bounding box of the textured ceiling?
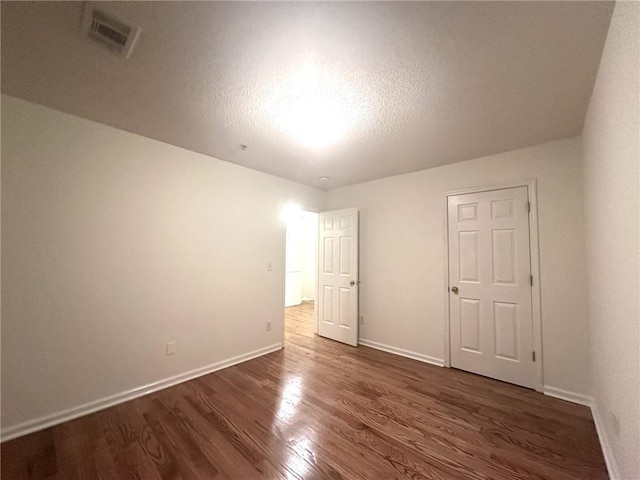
[1,1,613,190]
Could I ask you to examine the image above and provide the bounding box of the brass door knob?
[350,280,356,286]
[451,286,459,294]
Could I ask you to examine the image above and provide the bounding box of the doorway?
[284,210,318,343]
[444,181,543,391]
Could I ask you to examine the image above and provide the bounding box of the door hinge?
[532,351,536,362]
[527,201,531,213]
[530,275,533,286]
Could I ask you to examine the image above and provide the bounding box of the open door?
[317,208,359,347]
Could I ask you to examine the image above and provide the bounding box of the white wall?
[1,95,323,434]
[582,2,640,478]
[325,137,590,396]
[285,211,317,306]
[285,217,304,307]
[301,212,318,301]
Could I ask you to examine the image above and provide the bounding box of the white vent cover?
[81,4,141,58]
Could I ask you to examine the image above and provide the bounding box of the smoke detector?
[81,3,141,58]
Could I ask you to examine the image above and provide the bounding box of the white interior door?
[318,208,359,347]
[448,186,536,388]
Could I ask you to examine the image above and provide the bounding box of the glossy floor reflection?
[1,301,607,479]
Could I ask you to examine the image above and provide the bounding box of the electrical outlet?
[166,341,177,356]
[266,321,272,332]
[359,316,364,325]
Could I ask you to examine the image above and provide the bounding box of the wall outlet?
[359,316,364,325]
[266,321,272,332]
[166,341,177,356]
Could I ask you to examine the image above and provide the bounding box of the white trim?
[442,191,452,368]
[540,388,618,479]
[359,339,444,367]
[591,400,621,480]
[542,386,592,407]
[442,178,544,392]
[1,343,283,443]
[527,180,544,393]
[281,218,288,347]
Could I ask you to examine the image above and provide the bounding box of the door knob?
[451,286,459,294]
[350,280,360,286]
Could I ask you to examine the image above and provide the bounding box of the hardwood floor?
[2,301,607,479]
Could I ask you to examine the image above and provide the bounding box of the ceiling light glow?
[263,62,366,149]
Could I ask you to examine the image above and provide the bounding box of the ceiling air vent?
[81,4,141,58]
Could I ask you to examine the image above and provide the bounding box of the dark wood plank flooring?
[1,301,608,479]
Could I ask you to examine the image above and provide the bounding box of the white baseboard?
[542,387,619,479]
[0,342,621,480]
[590,400,620,480]
[543,386,592,407]
[1,343,283,443]
[359,339,444,367]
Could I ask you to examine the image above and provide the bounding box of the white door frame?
[442,179,544,392]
